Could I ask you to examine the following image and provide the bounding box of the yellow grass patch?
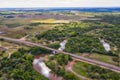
[31,18,69,24]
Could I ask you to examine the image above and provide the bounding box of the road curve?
[0,36,120,73]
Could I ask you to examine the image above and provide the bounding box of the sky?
[0,0,120,8]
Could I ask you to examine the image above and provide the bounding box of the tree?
[64,72,79,80]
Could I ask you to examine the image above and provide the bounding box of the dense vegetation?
[65,35,106,54]
[6,23,21,28]
[16,47,79,80]
[35,22,112,41]
[18,46,52,55]
[73,61,120,80]
[35,14,120,56]
[34,15,120,69]
[98,27,120,51]
[46,53,79,80]
[35,22,97,41]
[93,14,120,50]
[1,46,79,80]
[96,14,120,24]
[35,22,111,54]
[0,50,48,80]
[29,23,42,26]
[47,42,60,49]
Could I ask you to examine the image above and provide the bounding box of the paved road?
[0,36,120,73]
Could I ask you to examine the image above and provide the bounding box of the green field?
[73,61,120,80]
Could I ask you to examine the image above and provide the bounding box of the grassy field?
[0,11,99,39]
[73,61,88,77]
[0,41,28,59]
[31,18,69,24]
[72,61,120,79]
[0,14,69,38]
[78,53,118,66]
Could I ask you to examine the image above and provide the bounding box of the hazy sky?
[0,0,120,8]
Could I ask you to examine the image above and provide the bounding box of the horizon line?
[0,7,120,9]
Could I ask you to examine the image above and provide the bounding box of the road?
[0,36,120,73]
[66,59,90,80]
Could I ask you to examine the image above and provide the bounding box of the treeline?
[29,23,42,26]
[6,23,22,28]
[95,14,120,24]
[47,42,60,49]
[18,46,52,55]
[29,22,62,26]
